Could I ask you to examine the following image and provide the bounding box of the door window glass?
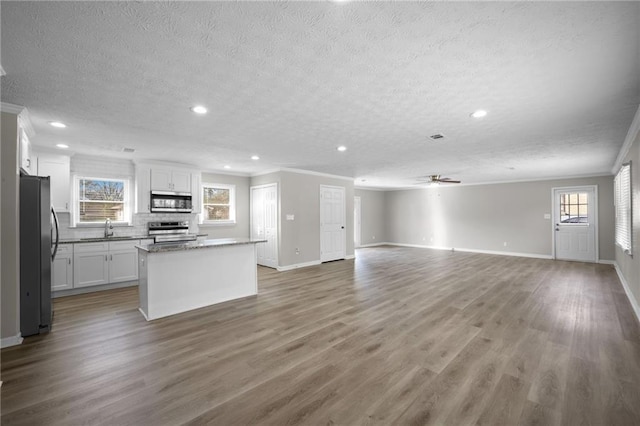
[559,192,588,224]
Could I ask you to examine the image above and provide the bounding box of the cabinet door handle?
[105,255,108,261]
[110,254,113,261]
[26,158,31,167]
[68,258,71,265]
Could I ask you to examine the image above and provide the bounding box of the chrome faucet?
[104,218,114,238]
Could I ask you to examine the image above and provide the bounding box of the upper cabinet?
[135,162,201,214]
[19,128,33,174]
[135,164,151,214]
[37,153,71,212]
[151,168,191,192]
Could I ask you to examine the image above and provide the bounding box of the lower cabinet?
[108,240,139,283]
[52,245,74,291]
[74,242,110,288]
[71,240,141,290]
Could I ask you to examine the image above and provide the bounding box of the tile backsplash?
[58,212,201,240]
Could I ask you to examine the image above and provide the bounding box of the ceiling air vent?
[429,133,445,140]
[122,147,135,153]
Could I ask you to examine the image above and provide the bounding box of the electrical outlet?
[372,236,375,240]
[295,248,300,255]
[503,242,508,247]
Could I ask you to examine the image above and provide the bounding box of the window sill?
[200,221,236,227]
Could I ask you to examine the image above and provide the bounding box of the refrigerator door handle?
[51,206,60,261]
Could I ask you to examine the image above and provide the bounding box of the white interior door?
[320,185,346,262]
[354,196,361,248]
[251,184,278,268]
[553,186,597,262]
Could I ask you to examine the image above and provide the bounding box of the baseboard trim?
[345,254,355,260]
[357,242,390,248]
[598,259,616,265]
[52,281,138,298]
[1,333,24,348]
[383,243,553,260]
[612,261,640,324]
[277,260,322,272]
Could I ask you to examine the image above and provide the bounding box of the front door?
[320,185,346,262]
[553,186,597,262]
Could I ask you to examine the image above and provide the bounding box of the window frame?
[614,162,632,256]
[72,175,132,227]
[201,183,236,225]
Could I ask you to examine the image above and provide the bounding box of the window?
[202,183,236,224]
[614,162,632,255]
[73,176,131,225]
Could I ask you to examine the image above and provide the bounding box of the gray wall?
[354,189,387,245]
[251,170,355,268]
[385,176,615,260]
[199,172,250,239]
[1,112,20,342]
[615,129,640,311]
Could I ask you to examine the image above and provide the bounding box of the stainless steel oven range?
[148,221,197,243]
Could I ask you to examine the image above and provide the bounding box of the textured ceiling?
[1,1,639,188]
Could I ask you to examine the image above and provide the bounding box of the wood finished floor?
[2,246,640,425]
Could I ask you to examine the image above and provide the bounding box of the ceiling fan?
[415,175,462,185]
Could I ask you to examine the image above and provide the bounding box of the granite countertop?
[60,234,208,244]
[59,235,152,244]
[136,238,267,253]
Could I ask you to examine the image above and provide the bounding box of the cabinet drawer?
[108,240,140,251]
[56,244,73,255]
[74,242,109,253]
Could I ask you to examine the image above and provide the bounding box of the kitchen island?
[136,238,266,320]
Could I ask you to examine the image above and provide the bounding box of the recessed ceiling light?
[49,121,66,128]
[470,110,487,118]
[251,155,260,160]
[56,143,69,149]
[223,165,231,169]
[190,105,207,114]
[337,146,347,152]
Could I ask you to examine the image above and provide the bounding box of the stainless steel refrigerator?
[20,175,60,337]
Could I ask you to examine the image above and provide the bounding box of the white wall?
[251,170,355,268]
[354,189,386,246]
[199,172,250,239]
[614,125,640,317]
[385,176,615,260]
[1,112,21,344]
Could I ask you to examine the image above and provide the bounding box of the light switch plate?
[286,214,295,221]
[543,213,551,219]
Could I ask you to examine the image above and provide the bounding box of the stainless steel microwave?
[150,190,192,213]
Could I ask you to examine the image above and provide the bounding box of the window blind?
[614,162,632,255]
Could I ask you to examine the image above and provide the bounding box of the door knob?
[555,228,559,231]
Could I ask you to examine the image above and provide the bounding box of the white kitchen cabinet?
[37,153,71,212]
[151,168,191,192]
[19,128,33,174]
[73,240,141,288]
[190,171,202,213]
[74,242,109,288]
[135,165,151,213]
[108,240,139,283]
[52,244,73,291]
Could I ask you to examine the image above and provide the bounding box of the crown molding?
[0,102,25,115]
[1,102,35,138]
[612,105,640,174]
[251,167,354,182]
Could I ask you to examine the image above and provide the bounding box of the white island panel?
[138,241,260,320]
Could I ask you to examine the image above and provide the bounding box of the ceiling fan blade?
[439,178,461,183]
